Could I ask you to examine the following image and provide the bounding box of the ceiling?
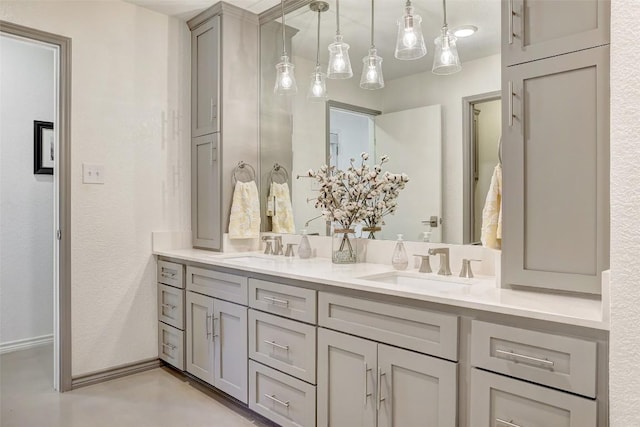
[125,0,500,81]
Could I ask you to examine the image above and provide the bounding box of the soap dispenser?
[298,229,312,259]
[392,234,409,270]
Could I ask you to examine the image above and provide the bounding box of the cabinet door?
[191,133,221,250]
[186,291,215,384]
[470,369,597,427]
[317,328,377,427]
[502,45,609,294]
[214,299,248,403]
[502,0,610,66]
[377,344,457,427]
[191,16,220,137]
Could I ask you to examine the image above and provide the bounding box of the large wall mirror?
[260,0,501,244]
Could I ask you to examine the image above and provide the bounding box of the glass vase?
[362,226,382,240]
[332,228,357,264]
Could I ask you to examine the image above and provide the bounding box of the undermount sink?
[358,271,476,293]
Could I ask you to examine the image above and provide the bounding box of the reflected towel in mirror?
[229,180,261,239]
[481,163,502,249]
[269,182,295,234]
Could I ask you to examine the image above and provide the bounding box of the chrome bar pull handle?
[496,349,555,368]
[206,314,212,338]
[213,317,219,338]
[263,340,289,351]
[508,0,514,44]
[263,295,290,307]
[508,81,514,127]
[161,303,176,310]
[377,367,386,411]
[363,362,372,407]
[496,418,522,427]
[264,394,290,408]
[161,342,177,350]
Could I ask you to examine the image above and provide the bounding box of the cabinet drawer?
[471,320,597,398]
[249,310,316,384]
[157,260,184,288]
[158,284,184,330]
[158,322,184,371]
[319,292,458,361]
[249,279,316,324]
[470,369,596,427]
[187,266,247,305]
[249,361,316,427]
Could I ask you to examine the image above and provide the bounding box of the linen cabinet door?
[214,299,248,404]
[502,45,609,294]
[192,133,221,250]
[186,292,215,384]
[502,0,610,66]
[317,328,377,427]
[377,344,457,427]
[191,16,220,137]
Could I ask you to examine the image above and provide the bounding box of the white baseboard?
[0,334,53,355]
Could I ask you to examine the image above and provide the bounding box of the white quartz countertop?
[154,248,608,331]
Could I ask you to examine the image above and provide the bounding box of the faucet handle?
[285,243,297,257]
[459,259,482,278]
[263,241,274,255]
[413,254,432,273]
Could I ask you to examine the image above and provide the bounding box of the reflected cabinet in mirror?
[260,0,501,244]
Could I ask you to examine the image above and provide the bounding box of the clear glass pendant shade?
[394,4,427,60]
[327,35,353,79]
[308,66,328,101]
[360,48,384,90]
[274,55,297,95]
[432,27,461,75]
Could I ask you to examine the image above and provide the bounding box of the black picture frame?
[34,120,54,175]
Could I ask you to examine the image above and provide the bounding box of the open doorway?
[463,91,502,245]
[0,21,71,392]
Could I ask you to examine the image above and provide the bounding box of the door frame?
[0,20,72,392]
[462,90,501,244]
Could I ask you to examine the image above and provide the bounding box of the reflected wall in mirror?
[260,0,501,244]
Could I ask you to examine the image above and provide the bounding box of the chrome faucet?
[262,236,274,255]
[428,247,452,276]
[273,236,283,255]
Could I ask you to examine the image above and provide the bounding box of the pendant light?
[360,0,384,90]
[432,0,461,75]
[274,0,297,95]
[394,0,427,60]
[308,1,329,101]
[327,0,352,79]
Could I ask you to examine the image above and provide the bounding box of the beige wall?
[0,1,191,376]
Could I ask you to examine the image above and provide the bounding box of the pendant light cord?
[316,9,321,66]
[281,0,287,55]
[442,0,448,27]
[336,0,341,36]
[370,0,375,48]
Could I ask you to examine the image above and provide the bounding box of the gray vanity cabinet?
[317,328,457,427]
[186,290,248,403]
[501,45,610,294]
[191,133,221,250]
[502,0,610,66]
[191,16,219,137]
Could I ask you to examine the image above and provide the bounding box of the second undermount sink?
[358,271,476,293]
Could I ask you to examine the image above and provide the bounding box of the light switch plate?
[83,163,105,184]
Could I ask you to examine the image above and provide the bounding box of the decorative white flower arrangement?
[307,152,409,232]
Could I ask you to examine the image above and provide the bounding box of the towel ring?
[232,161,256,184]
[270,163,289,184]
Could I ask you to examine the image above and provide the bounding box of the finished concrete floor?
[0,345,273,427]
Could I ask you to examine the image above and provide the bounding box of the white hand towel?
[229,180,261,239]
[481,163,502,249]
[269,182,295,234]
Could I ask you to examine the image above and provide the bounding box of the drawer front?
[158,322,184,370]
[157,260,184,288]
[187,266,248,305]
[158,284,184,330]
[318,292,458,361]
[249,279,316,324]
[249,310,317,384]
[471,320,597,398]
[249,360,316,427]
[470,369,596,427]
